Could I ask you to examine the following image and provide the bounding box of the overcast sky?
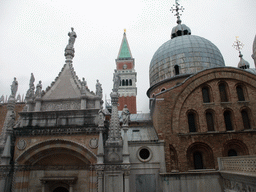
[0,0,255,113]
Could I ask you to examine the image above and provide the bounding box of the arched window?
[161,88,166,92]
[224,110,233,131]
[129,79,132,86]
[188,112,197,132]
[228,149,237,157]
[241,110,251,129]
[194,152,203,169]
[122,79,125,86]
[202,86,210,103]
[126,79,128,86]
[174,65,180,75]
[206,112,214,131]
[219,83,228,102]
[236,85,245,101]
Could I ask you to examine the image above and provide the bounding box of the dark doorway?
[53,187,69,192]
[194,152,203,169]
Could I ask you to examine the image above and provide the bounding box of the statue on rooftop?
[26,73,35,99]
[66,27,77,49]
[35,80,42,98]
[81,77,87,95]
[96,79,103,98]
[11,77,18,98]
[121,105,130,126]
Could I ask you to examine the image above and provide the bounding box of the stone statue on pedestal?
[96,79,103,98]
[121,105,130,126]
[81,78,87,95]
[35,81,42,98]
[11,77,18,98]
[66,27,77,49]
[113,70,120,92]
[26,73,35,99]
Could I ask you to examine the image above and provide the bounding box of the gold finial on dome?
[170,0,184,24]
[124,29,126,33]
[232,36,244,57]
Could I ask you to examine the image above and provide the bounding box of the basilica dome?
[149,35,225,86]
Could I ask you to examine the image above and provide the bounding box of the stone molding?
[14,126,105,136]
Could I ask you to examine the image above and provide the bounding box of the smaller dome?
[171,23,191,39]
[238,54,250,69]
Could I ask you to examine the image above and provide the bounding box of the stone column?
[97,169,104,192]
[122,127,130,164]
[124,171,130,192]
[69,184,74,192]
[41,181,46,192]
[81,96,87,109]
[35,98,42,112]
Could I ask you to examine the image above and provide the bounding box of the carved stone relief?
[41,101,80,111]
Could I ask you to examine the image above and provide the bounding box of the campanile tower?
[115,30,137,114]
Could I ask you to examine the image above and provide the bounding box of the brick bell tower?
[115,29,137,114]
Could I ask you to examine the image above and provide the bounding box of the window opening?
[228,149,237,156]
[53,187,69,192]
[206,112,214,131]
[129,79,132,86]
[224,111,233,131]
[188,112,197,132]
[236,86,245,101]
[126,79,128,86]
[174,65,180,75]
[194,152,203,169]
[219,83,228,102]
[122,79,125,86]
[202,87,210,103]
[241,110,251,129]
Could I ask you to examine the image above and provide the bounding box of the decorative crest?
[232,36,244,57]
[170,0,184,24]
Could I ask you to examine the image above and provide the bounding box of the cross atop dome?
[170,0,184,24]
[233,37,250,69]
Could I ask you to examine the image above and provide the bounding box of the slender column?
[97,170,104,192]
[124,171,130,192]
[69,184,73,192]
[41,181,46,192]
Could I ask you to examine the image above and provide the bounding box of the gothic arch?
[186,142,215,170]
[15,139,97,165]
[171,68,256,132]
[222,139,249,157]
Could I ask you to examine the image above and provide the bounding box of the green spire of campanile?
[117,29,132,59]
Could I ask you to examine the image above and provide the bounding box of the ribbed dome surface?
[149,35,225,86]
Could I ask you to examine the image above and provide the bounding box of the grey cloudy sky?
[0,0,255,113]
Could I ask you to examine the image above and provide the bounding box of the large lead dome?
[149,35,225,86]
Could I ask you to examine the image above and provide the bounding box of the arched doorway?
[53,187,69,192]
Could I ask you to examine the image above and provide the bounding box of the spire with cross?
[170,0,184,24]
[232,36,244,57]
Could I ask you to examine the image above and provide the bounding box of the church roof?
[117,31,132,59]
[42,63,83,100]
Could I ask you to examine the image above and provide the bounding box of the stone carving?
[81,77,87,95]
[16,94,21,102]
[98,108,105,127]
[113,70,120,92]
[121,105,130,126]
[66,27,77,49]
[35,80,42,98]
[11,77,18,98]
[41,101,81,111]
[17,139,26,150]
[25,73,35,99]
[96,79,103,98]
[8,111,15,129]
[89,138,98,149]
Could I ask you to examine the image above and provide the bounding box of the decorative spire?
[233,37,250,69]
[170,0,184,24]
[117,30,132,59]
[170,0,191,39]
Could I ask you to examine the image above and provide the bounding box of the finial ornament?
[124,29,126,33]
[232,36,244,57]
[170,0,184,24]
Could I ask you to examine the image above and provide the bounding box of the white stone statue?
[96,79,103,98]
[81,77,87,95]
[35,80,42,98]
[66,27,77,49]
[11,77,18,97]
[122,105,130,126]
[26,73,35,99]
[98,108,105,127]
[113,70,120,92]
